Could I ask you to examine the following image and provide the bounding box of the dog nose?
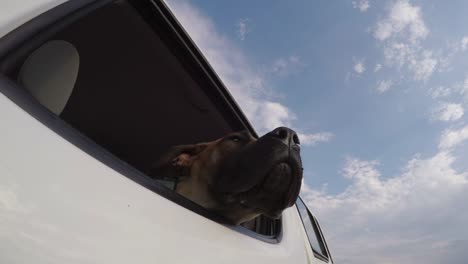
[268,127,300,146]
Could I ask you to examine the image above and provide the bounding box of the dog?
[148,127,303,225]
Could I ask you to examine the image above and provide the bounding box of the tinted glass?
[296,198,328,258]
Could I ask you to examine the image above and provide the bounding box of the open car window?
[0,0,280,241]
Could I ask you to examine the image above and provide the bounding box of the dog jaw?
[211,133,303,223]
[149,128,303,225]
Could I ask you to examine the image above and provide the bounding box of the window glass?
[296,198,328,258]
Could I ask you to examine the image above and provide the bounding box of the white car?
[0,0,333,263]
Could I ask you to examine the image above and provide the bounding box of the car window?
[0,0,279,241]
[296,198,329,260]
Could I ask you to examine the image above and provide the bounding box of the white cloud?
[459,75,468,101]
[165,0,332,144]
[236,18,249,41]
[431,102,464,122]
[258,102,295,130]
[374,0,428,42]
[354,61,366,74]
[430,75,468,102]
[352,0,370,12]
[432,39,467,73]
[439,125,468,149]
[375,1,438,82]
[461,36,468,51]
[462,76,468,91]
[298,132,334,146]
[374,63,382,72]
[409,50,438,81]
[272,55,303,76]
[376,80,393,93]
[383,42,412,67]
[301,150,468,264]
[383,44,438,81]
[430,86,452,99]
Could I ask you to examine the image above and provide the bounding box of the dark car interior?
[5,0,238,171]
[0,0,281,239]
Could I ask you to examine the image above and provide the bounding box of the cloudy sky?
[165,0,468,263]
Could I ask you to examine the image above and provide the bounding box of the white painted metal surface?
[0,0,68,38]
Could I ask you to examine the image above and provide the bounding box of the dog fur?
[148,128,303,225]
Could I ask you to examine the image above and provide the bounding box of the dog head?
[149,127,303,225]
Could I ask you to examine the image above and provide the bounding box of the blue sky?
[166,0,468,263]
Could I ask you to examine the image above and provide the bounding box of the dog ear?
[147,143,208,180]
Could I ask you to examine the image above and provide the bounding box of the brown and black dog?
[148,127,303,225]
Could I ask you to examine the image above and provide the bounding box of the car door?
[0,0,317,263]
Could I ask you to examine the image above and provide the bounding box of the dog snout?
[266,127,300,146]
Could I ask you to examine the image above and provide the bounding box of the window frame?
[313,214,334,264]
[0,0,282,243]
[296,197,333,262]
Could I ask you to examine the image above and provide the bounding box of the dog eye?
[230,136,242,142]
